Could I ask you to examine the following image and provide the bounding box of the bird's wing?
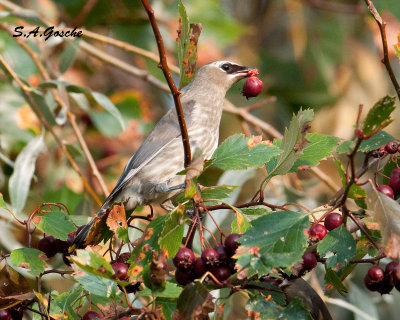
[102,105,193,207]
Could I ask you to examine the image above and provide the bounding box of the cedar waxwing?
[72,61,254,248]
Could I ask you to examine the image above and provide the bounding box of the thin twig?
[141,0,191,167]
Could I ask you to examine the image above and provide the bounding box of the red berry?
[82,311,101,320]
[224,234,242,255]
[309,224,327,240]
[302,252,317,271]
[194,257,207,278]
[173,248,195,271]
[364,274,380,291]
[377,275,394,294]
[0,309,11,320]
[389,168,400,195]
[377,185,394,199]
[242,76,263,99]
[175,269,194,286]
[111,262,129,280]
[385,141,399,154]
[386,261,400,283]
[38,236,58,258]
[201,248,219,268]
[55,233,75,254]
[214,245,228,264]
[211,266,231,282]
[324,213,343,231]
[368,266,384,282]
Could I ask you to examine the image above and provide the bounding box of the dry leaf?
[106,203,127,232]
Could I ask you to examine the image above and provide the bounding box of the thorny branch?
[141,0,192,167]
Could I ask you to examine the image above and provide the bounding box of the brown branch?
[141,0,191,167]
[364,0,400,100]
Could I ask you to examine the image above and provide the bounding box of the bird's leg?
[155,183,186,193]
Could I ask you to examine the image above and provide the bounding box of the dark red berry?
[377,185,394,199]
[82,310,102,320]
[201,248,219,268]
[211,266,231,282]
[194,257,207,277]
[324,213,343,231]
[389,168,400,195]
[372,145,387,158]
[38,236,58,258]
[364,274,380,291]
[368,266,384,282]
[173,248,195,271]
[386,261,400,283]
[111,262,129,281]
[377,275,394,294]
[175,269,194,286]
[0,309,11,320]
[309,224,327,240]
[224,234,242,255]
[385,141,399,154]
[55,233,75,254]
[242,76,263,99]
[214,245,228,264]
[302,252,317,271]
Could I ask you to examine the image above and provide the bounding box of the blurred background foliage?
[0,0,400,319]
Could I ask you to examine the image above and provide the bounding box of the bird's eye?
[220,64,231,72]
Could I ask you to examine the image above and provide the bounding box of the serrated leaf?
[74,272,117,298]
[116,227,129,243]
[291,133,339,171]
[325,268,348,295]
[53,288,83,313]
[237,211,309,277]
[159,209,186,258]
[155,297,176,320]
[231,211,251,234]
[212,134,282,170]
[72,249,114,278]
[33,211,76,240]
[359,131,395,152]
[137,282,182,298]
[336,140,353,154]
[317,225,356,268]
[366,185,400,258]
[201,185,237,200]
[59,40,80,73]
[9,134,46,213]
[10,248,45,276]
[362,96,396,135]
[267,109,314,179]
[176,282,209,316]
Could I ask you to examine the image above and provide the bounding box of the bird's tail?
[70,222,93,250]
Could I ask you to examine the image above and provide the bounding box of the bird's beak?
[233,66,255,79]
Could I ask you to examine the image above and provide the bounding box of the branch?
[141,0,191,167]
[364,0,400,100]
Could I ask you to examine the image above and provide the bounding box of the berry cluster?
[372,141,399,158]
[364,261,400,294]
[242,68,263,99]
[309,212,343,241]
[377,167,400,199]
[173,233,241,286]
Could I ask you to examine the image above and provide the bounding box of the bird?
[72,60,254,248]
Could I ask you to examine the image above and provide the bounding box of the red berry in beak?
[242,76,263,99]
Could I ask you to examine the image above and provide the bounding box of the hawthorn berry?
[82,310,102,320]
[242,76,263,99]
[368,266,384,282]
[214,245,228,264]
[385,141,399,154]
[364,274,380,292]
[324,213,343,231]
[211,266,231,282]
[201,248,219,267]
[389,168,400,195]
[112,262,129,281]
[377,185,395,199]
[173,248,195,271]
[386,261,400,283]
[0,309,11,320]
[302,252,317,271]
[309,224,327,240]
[175,269,194,286]
[224,233,242,255]
[194,257,207,278]
[377,275,394,294]
[38,236,58,258]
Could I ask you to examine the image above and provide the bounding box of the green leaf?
[291,133,339,171]
[33,211,76,240]
[267,109,314,180]
[10,248,45,276]
[75,272,117,299]
[159,208,186,258]
[177,1,201,88]
[31,92,56,126]
[247,295,311,320]
[231,211,251,234]
[156,297,177,320]
[91,91,125,131]
[336,140,353,154]
[240,207,271,216]
[201,185,237,200]
[137,282,182,298]
[212,134,282,170]
[362,96,396,135]
[116,227,129,243]
[72,249,114,278]
[237,211,309,277]
[175,282,209,316]
[359,131,396,152]
[9,134,46,213]
[317,225,356,268]
[53,288,83,313]
[0,193,7,210]
[325,268,348,295]
[59,40,80,73]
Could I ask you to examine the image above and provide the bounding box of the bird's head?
[190,60,254,92]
